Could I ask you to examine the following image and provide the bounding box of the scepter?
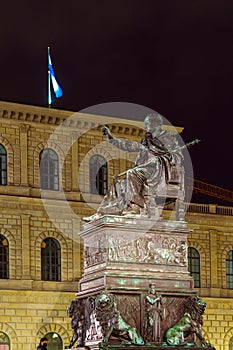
[113,139,200,179]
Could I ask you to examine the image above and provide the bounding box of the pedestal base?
[98,345,215,350]
[67,216,212,350]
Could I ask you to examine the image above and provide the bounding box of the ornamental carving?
[84,245,106,268]
[107,234,187,266]
[19,124,30,133]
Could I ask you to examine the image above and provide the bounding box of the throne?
[143,163,185,221]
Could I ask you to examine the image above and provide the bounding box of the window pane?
[229,336,233,350]
[41,238,61,281]
[226,250,233,289]
[0,331,10,350]
[40,149,59,190]
[90,155,108,195]
[0,235,9,279]
[45,332,63,350]
[0,144,7,186]
[188,247,200,288]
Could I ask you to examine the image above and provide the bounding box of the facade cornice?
[0,100,183,135]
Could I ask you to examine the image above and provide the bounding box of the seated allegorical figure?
[85,112,184,221]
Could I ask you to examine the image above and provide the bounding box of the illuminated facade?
[0,101,232,350]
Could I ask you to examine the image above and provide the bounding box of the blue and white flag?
[48,48,63,105]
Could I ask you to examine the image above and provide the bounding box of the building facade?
[0,101,232,350]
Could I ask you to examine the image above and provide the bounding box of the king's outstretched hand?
[101,125,113,139]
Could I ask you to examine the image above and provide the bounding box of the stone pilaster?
[19,124,29,186]
[210,229,218,289]
[72,218,82,280]
[71,131,79,191]
[21,214,31,279]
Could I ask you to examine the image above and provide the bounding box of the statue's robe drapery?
[97,130,182,215]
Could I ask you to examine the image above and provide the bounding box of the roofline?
[0,100,184,134]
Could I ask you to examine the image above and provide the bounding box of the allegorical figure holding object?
[144,284,165,343]
[85,112,185,221]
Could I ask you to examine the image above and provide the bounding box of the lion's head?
[95,292,115,312]
[186,295,206,325]
[67,299,76,318]
[67,299,84,320]
[189,296,206,314]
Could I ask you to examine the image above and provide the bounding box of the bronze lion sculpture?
[95,292,144,346]
[166,295,208,346]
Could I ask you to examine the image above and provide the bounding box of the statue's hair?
[145,112,163,125]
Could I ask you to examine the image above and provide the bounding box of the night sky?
[0,1,233,202]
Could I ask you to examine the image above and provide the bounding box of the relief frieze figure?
[106,234,187,266]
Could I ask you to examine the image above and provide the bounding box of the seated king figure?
[85,112,183,221]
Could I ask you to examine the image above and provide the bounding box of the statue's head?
[144,113,163,133]
[149,283,156,294]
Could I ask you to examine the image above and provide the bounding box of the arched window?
[229,336,233,350]
[0,144,7,185]
[226,250,233,289]
[0,235,9,279]
[45,332,62,350]
[40,149,59,190]
[90,155,108,195]
[188,247,200,288]
[0,331,10,350]
[41,238,61,281]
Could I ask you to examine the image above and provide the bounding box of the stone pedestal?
[79,215,193,297]
[72,216,203,347]
[67,216,211,349]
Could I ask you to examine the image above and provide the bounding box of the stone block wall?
[0,290,73,350]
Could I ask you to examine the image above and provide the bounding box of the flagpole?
[47,46,63,106]
[48,47,51,108]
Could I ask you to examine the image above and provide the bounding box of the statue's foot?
[83,213,101,222]
[122,203,141,216]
